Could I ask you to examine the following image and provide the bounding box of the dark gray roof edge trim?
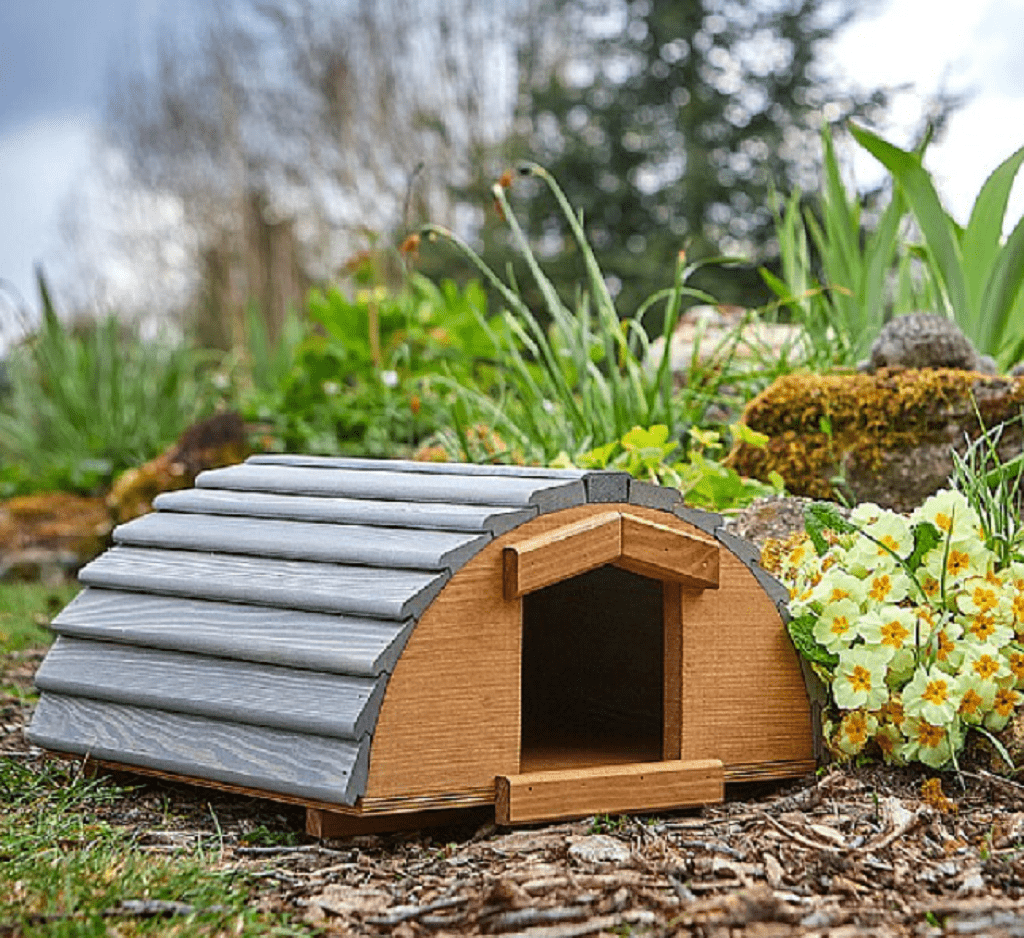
[28,695,369,805]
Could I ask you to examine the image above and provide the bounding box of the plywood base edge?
[307,806,492,838]
[496,759,724,824]
[723,759,817,783]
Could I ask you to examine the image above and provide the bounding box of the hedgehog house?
[29,456,816,835]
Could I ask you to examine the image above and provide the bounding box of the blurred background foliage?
[3,0,1004,509]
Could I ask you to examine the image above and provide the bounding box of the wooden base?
[495,758,724,824]
[306,806,491,838]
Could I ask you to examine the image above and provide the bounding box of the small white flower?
[380,369,399,388]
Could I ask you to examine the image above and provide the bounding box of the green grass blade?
[849,122,971,331]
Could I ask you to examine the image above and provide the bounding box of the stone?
[728,369,1024,513]
[859,312,996,374]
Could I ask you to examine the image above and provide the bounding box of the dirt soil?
[6,648,1024,936]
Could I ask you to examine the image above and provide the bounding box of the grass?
[0,580,78,653]
[0,581,314,936]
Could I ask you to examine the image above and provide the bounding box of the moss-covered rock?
[728,368,1024,512]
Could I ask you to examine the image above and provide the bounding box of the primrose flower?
[1004,646,1024,688]
[931,622,966,672]
[961,644,1012,687]
[874,723,906,764]
[903,665,961,725]
[833,645,890,711]
[984,686,1023,732]
[850,512,914,568]
[864,568,914,607]
[900,716,953,768]
[812,598,862,653]
[957,576,1013,624]
[913,489,984,542]
[834,709,879,757]
[959,610,1015,648]
[810,570,868,610]
[923,539,990,587]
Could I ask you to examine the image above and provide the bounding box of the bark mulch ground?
[6,646,1024,937]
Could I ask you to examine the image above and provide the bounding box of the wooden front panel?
[364,504,814,804]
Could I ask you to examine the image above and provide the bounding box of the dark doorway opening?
[519,565,664,773]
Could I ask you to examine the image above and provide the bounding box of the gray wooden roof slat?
[35,637,384,739]
[154,489,536,536]
[78,547,447,620]
[28,694,368,805]
[53,589,411,676]
[195,464,587,512]
[583,471,631,503]
[113,513,489,571]
[629,479,682,511]
[248,454,589,480]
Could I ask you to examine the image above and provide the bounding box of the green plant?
[239,275,490,457]
[0,581,78,653]
[850,124,1024,368]
[0,271,209,496]
[770,490,1024,771]
[569,423,782,511]
[761,124,937,368]
[421,164,746,464]
[0,758,283,935]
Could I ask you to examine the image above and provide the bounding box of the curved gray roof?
[28,456,770,807]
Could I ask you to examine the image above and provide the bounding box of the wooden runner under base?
[495,758,725,824]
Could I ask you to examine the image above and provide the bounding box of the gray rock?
[860,313,996,374]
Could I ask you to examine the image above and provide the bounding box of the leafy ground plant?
[0,581,78,653]
[766,490,1024,770]
[567,423,783,511]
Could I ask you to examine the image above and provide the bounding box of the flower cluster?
[771,490,1024,769]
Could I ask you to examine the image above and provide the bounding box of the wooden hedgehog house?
[29,456,816,835]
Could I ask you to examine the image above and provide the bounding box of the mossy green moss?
[728,369,1024,500]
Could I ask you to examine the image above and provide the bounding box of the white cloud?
[0,113,94,317]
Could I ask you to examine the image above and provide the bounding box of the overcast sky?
[1,0,1022,336]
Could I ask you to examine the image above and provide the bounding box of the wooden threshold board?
[496,758,724,824]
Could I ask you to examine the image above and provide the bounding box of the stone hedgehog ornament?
[859,312,997,374]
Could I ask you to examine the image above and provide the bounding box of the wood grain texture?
[196,463,587,512]
[154,489,537,536]
[35,637,384,739]
[113,512,489,571]
[673,518,815,770]
[53,589,412,676]
[29,694,369,805]
[502,511,621,598]
[616,513,719,587]
[79,547,447,619]
[495,759,724,824]
[662,582,682,760]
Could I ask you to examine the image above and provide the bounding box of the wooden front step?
[495,758,724,824]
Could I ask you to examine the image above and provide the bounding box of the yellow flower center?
[843,713,869,744]
[969,615,997,642]
[971,586,998,612]
[1010,652,1024,681]
[936,512,953,533]
[870,574,893,602]
[972,655,1000,680]
[880,619,910,648]
[880,534,900,553]
[959,689,984,715]
[936,630,955,661]
[922,679,949,706]
[829,587,851,602]
[830,615,851,637]
[849,666,873,693]
[915,721,946,748]
[994,688,1019,717]
[1013,594,1024,621]
[947,550,971,577]
[922,576,940,598]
